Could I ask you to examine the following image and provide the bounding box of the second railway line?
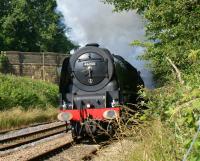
[0,121,110,161]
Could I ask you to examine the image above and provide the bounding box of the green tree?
[105,0,200,84]
[0,0,76,53]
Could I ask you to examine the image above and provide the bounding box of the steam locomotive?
[58,43,144,140]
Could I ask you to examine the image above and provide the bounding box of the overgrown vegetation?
[126,120,180,161]
[104,0,200,160]
[141,79,200,160]
[0,107,58,131]
[96,119,179,161]
[0,74,58,110]
[0,74,59,130]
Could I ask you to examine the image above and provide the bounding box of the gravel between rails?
[0,121,65,140]
[46,144,100,161]
[0,133,72,161]
[0,133,67,156]
[0,122,122,161]
[0,127,66,151]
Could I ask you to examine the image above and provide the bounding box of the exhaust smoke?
[56,0,154,88]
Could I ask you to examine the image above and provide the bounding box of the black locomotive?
[58,43,144,140]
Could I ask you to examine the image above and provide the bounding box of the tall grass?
[0,107,58,131]
[0,74,59,130]
[113,119,181,161]
[125,119,181,161]
[141,78,200,160]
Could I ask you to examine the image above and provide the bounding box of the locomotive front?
[58,44,121,139]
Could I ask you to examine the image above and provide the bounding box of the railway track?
[0,121,55,135]
[47,144,100,161]
[27,141,100,161]
[0,122,66,151]
[0,122,109,161]
[1,132,102,161]
[26,138,106,161]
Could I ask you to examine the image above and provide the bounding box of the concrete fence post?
[42,52,45,81]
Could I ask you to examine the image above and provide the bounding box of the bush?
[0,74,58,110]
[141,76,200,160]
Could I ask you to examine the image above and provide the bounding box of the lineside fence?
[0,51,68,83]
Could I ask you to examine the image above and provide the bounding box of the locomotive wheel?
[70,121,83,143]
[84,121,97,137]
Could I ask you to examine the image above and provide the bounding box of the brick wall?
[3,51,68,83]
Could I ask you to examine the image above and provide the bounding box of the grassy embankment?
[111,119,179,161]
[116,75,200,161]
[0,73,59,131]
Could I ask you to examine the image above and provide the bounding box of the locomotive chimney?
[86,43,99,47]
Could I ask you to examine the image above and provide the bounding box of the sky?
[56,0,154,88]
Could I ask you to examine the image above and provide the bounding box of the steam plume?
[56,0,154,88]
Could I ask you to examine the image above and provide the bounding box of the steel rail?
[0,121,55,135]
[0,128,66,151]
[27,141,74,161]
[0,123,66,143]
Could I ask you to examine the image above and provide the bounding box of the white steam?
[56,0,154,88]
